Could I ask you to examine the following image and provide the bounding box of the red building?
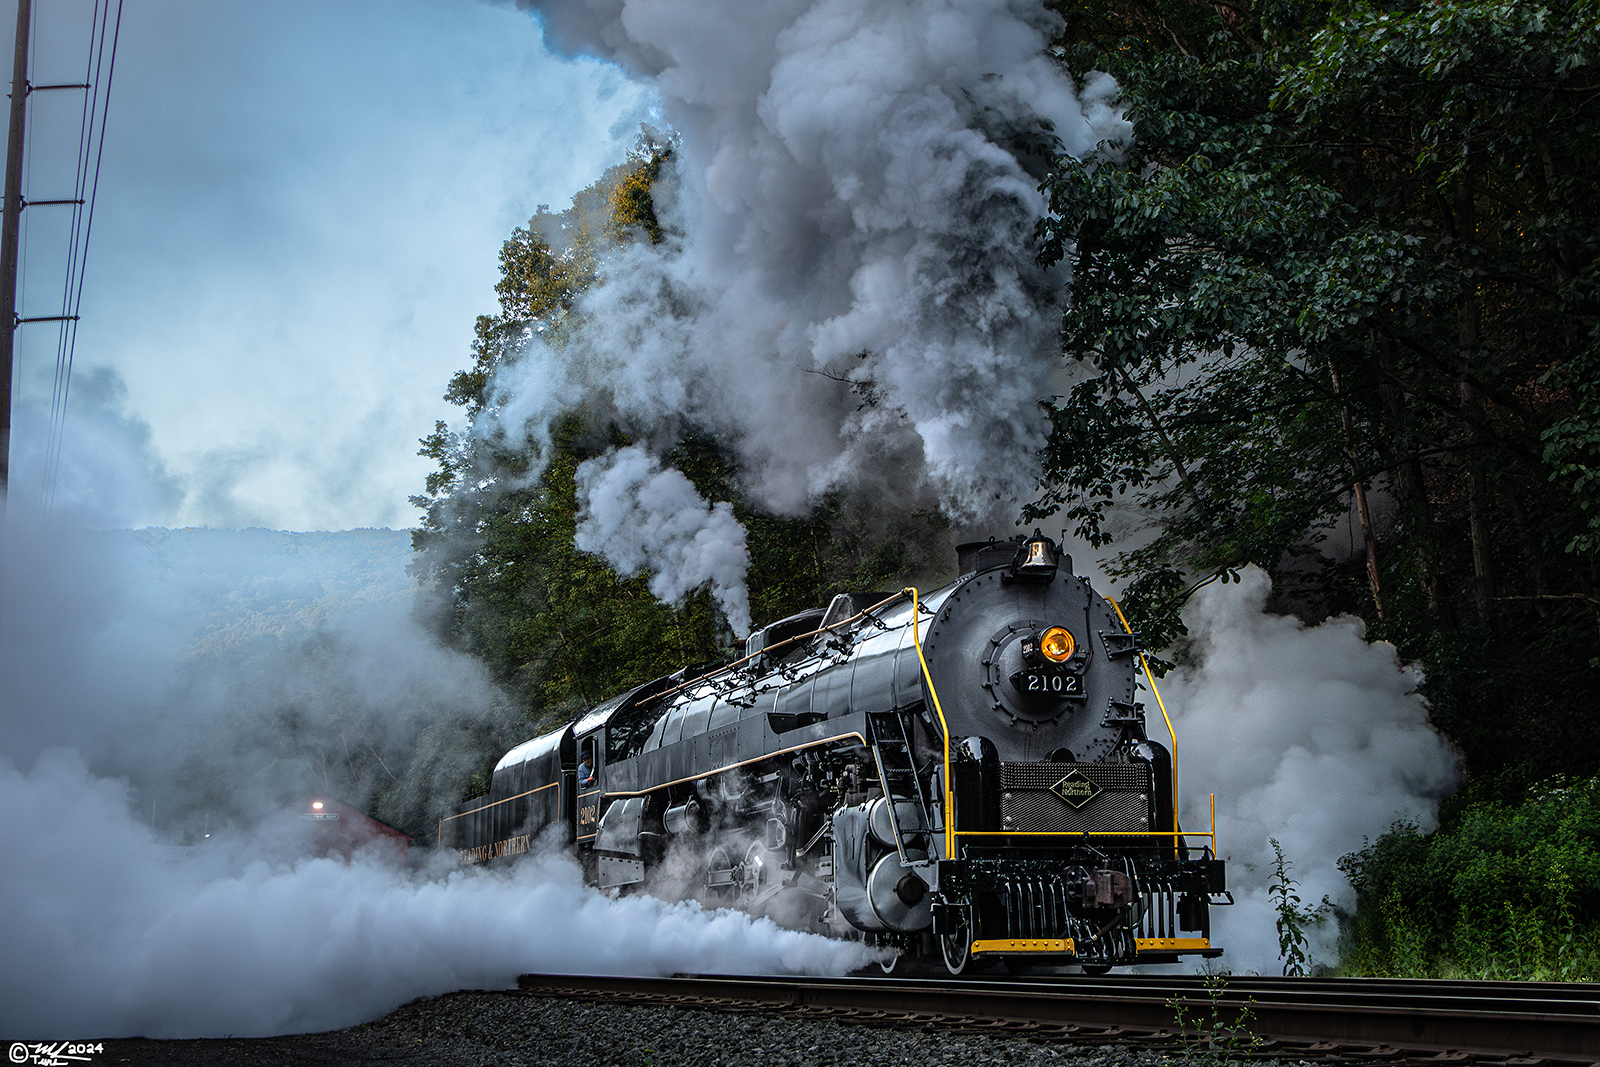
[295,795,412,863]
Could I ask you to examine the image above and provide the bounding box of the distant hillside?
[32,526,515,842]
[122,527,417,658]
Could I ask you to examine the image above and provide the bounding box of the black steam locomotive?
[441,533,1226,973]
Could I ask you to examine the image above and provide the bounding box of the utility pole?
[0,0,30,510]
[0,1,85,516]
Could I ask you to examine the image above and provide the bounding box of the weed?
[1168,973,1263,1062]
[1380,888,1430,977]
[1269,838,1329,976]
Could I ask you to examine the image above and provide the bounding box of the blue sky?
[2,0,650,530]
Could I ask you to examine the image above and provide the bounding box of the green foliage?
[1039,0,1600,757]
[1545,401,1600,560]
[1167,974,1265,1060]
[1269,838,1330,976]
[430,421,730,721]
[1340,774,1600,979]
[1040,0,1600,969]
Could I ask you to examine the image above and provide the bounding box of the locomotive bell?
[1011,531,1063,582]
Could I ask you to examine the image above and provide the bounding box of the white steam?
[492,0,1131,528]
[0,391,872,1041]
[575,445,753,635]
[4,369,183,529]
[1,751,871,1040]
[1160,568,1460,973]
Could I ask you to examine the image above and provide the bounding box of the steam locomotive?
[440,533,1226,973]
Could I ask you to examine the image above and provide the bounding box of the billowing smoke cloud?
[1,752,872,1039]
[575,445,753,635]
[5,368,184,529]
[0,395,872,1041]
[0,517,510,830]
[1159,568,1460,973]
[490,0,1130,532]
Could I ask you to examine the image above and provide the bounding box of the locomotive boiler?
[440,532,1227,973]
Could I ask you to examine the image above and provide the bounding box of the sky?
[2,0,651,531]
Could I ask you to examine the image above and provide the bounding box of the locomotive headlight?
[1039,626,1076,662]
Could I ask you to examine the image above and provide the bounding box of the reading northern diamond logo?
[1049,770,1101,809]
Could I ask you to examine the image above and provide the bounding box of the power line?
[43,0,123,514]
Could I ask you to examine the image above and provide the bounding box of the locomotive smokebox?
[924,535,1133,762]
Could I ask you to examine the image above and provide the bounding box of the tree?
[1036,0,1600,777]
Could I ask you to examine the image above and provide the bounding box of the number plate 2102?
[1011,669,1081,697]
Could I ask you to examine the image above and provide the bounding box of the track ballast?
[517,971,1600,1064]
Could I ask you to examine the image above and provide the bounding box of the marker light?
[1040,627,1076,662]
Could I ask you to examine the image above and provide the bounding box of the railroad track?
[517,971,1600,1064]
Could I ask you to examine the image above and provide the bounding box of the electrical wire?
[41,0,122,513]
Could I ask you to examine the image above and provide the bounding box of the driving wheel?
[941,906,975,975]
[875,934,916,974]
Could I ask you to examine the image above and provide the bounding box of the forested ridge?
[1036,0,1600,977]
[410,0,1600,976]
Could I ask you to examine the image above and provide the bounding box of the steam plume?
[0,389,873,1041]
[490,0,1130,540]
[575,445,753,635]
[1161,568,1460,972]
[0,751,871,1039]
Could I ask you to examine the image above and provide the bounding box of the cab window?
[578,738,599,787]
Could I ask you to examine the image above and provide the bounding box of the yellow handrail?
[906,586,956,859]
[1107,596,1180,847]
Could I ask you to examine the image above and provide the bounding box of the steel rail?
[516,971,1600,1062]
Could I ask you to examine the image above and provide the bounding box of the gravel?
[89,991,1266,1067]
